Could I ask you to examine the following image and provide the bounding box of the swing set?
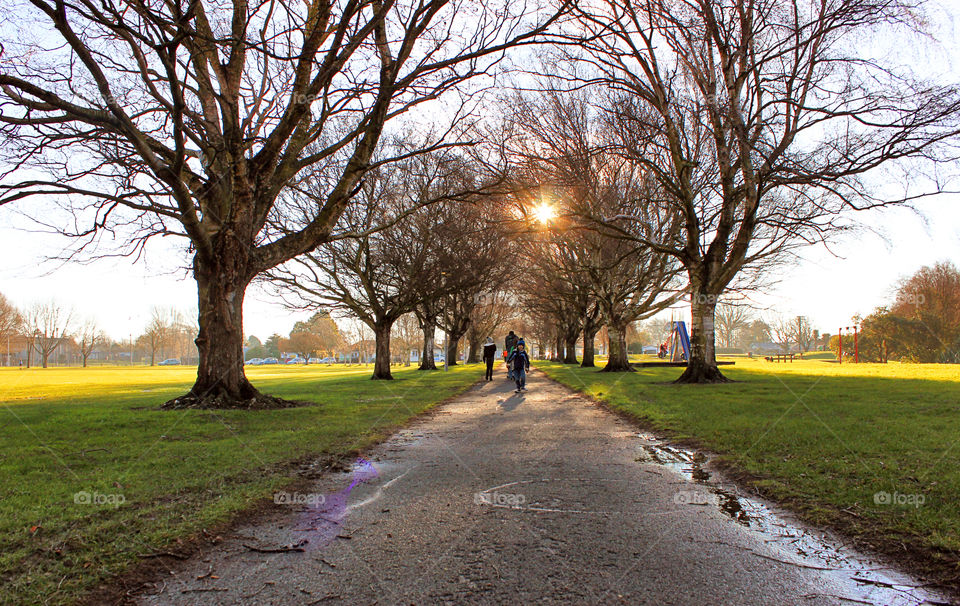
[659,321,691,362]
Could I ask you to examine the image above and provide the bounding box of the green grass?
[0,364,481,605]
[538,358,960,580]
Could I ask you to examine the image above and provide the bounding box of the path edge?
[534,364,960,602]
[87,373,487,606]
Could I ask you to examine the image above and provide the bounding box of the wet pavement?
[135,369,952,605]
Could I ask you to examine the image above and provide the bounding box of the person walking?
[504,330,518,380]
[507,342,531,393]
[482,337,497,381]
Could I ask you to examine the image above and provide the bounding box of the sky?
[0,210,313,341]
[2,194,957,343]
[1,2,959,343]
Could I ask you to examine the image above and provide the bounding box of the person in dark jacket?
[504,331,518,380]
[482,337,497,381]
[506,342,531,393]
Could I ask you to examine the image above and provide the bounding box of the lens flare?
[533,202,556,224]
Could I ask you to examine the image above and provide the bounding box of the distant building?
[749,341,789,354]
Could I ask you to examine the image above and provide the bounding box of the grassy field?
[539,357,960,586]
[0,364,481,605]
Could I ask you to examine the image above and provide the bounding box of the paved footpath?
[136,369,950,605]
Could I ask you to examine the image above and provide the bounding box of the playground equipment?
[838,325,859,364]
[660,321,690,362]
[643,315,735,368]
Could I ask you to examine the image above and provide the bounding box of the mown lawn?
[539,358,960,584]
[0,364,481,605]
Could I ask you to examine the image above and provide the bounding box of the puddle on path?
[635,434,953,606]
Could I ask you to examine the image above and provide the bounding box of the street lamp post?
[443,327,448,372]
[838,327,842,364]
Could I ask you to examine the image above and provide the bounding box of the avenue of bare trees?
[2,0,959,397]
[0,0,568,406]
[519,0,960,381]
[270,147,510,380]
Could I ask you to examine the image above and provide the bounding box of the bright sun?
[533,202,556,224]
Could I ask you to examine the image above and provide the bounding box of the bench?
[764,353,795,363]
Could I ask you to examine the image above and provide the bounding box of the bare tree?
[715,302,751,349]
[392,313,420,367]
[516,238,591,366]
[414,298,443,371]
[559,0,960,382]
[767,316,793,353]
[166,310,199,363]
[437,200,512,366]
[140,307,171,366]
[789,316,815,353]
[0,0,568,407]
[466,294,513,363]
[25,301,73,368]
[519,307,555,361]
[272,152,482,379]
[0,294,21,363]
[507,89,683,371]
[77,319,103,367]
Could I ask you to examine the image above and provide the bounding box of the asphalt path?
[135,368,950,605]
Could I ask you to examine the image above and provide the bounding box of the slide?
[674,321,691,361]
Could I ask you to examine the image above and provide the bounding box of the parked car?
[285,357,305,365]
[261,357,279,365]
[245,358,262,365]
[320,357,336,364]
[158,358,181,366]
[308,357,321,364]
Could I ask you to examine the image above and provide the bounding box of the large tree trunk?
[419,317,437,370]
[372,321,394,380]
[675,289,728,383]
[551,333,563,362]
[466,334,482,364]
[581,328,599,368]
[446,335,461,366]
[602,321,633,372]
[563,332,579,364]
[164,255,289,409]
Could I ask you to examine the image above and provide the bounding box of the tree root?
[161,391,309,410]
[673,364,730,384]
